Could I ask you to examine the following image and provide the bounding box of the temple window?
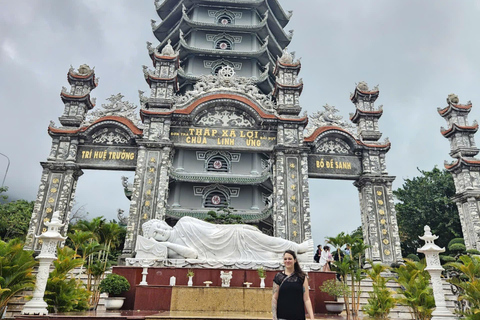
[215,39,232,50]
[206,155,230,172]
[216,13,234,25]
[204,190,229,208]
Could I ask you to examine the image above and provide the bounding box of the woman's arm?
[272,282,279,320]
[303,277,315,320]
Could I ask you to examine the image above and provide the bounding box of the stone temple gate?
[24,0,403,265]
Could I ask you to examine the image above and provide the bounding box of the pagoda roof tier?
[177,35,274,67]
[445,157,480,171]
[143,70,179,88]
[166,207,273,223]
[67,66,98,89]
[273,60,301,74]
[350,86,380,104]
[437,103,473,117]
[304,126,391,151]
[155,9,288,60]
[350,108,383,123]
[272,81,304,96]
[440,122,479,138]
[176,66,275,95]
[169,169,272,186]
[60,90,96,110]
[156,0,291,28]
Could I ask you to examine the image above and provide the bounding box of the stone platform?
[113,266,336,314]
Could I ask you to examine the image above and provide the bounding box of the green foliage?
[393,167,462,257]
[0,239,37,316]
[448,238,465,247]
[45,246,90,313]
[406,254,420,262]
[257,267,266,279]
[326,231,369,319]
[0,187,34,241]
[393,259,435,320]
[446,255,480,320]
[99,273,130,296]
[204,208,243,224]
[449,243,466,253]
[186,269,194,277]
[363,263,396,319]
[440,255,456,263]
[319,279,350,298]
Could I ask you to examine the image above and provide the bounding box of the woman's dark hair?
[323,245,330,251]
[283,250,306,279]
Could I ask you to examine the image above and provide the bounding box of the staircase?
[337,276,457,319]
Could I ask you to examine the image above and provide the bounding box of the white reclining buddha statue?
[135,216,313,263]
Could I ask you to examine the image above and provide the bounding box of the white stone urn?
[105,297,126,310]
[188,276,193,287]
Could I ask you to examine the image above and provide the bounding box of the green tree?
[0,239,37,316]
[394,259,435,320]
[45,246,90,313]
[204,208,243,224]
[0,187,34,241]
[393,167,462,256]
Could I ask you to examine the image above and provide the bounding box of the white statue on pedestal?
[220,271,233,287]
[136,216,312,263]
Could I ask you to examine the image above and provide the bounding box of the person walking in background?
[319,245,333,272]
[272,250,315,320]
[313,244,322,263]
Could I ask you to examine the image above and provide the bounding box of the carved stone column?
[273,148,311,242]
[24,163,83,251]
[122,145,173,255]
[417,225,456,320]
[355,176,402,264]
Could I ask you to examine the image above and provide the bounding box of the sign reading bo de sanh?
[170,127,277,149]
[308,154,362,179]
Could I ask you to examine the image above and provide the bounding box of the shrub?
[257,267,266,278]
[406,254,420,262]
[448,238,465,248]
[320,279,350,299]
[449,243,466,253]
[363,263,396,319]
[99,274,130,296]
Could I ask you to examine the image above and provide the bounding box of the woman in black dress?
[272,250,315,320]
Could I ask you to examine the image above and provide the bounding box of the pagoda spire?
[59,64,98,127]
[273,48,303,116]
[439,94,480,251]
[349,81,383,142]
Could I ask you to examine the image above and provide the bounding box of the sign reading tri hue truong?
[170,127,277,149]
[307,154,362,179]
[77,145,138,168]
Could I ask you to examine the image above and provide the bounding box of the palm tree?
[0,239,37,316]
[326,232,346,261]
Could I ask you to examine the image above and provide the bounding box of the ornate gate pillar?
[354,176,402,264]
[439,94,480,251]
[122,144,173,255]
[24,162,83,251]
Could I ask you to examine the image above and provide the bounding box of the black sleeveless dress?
[274,272,306,320]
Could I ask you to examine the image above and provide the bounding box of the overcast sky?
[1,1,480,249]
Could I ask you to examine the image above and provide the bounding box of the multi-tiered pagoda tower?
[25,0,403,265]
[440,94,480,251]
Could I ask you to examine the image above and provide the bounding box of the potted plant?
[99,273,131,310]
[186,269,194,286]
[320,279,349,314]
[257,267,266,288]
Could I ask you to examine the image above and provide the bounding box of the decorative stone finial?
[77,64,92,75]
[447,93,459,105]
[160,39,175,57]
[357,81,369,92]
[279,47,293,64]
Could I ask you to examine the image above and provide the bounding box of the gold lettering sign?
[171,127,276,149]
[378,200,384,205]
[379,209,385,215]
